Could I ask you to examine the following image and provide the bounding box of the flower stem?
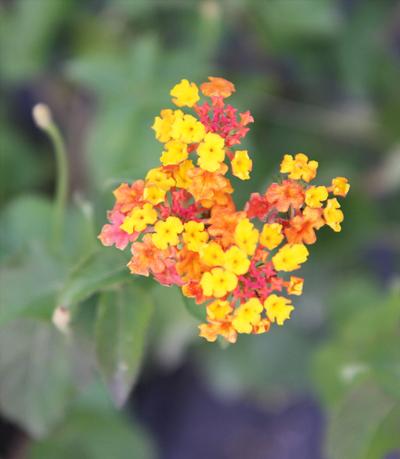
[33,104,69,248]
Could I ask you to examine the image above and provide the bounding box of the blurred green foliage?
[0,0,399,458]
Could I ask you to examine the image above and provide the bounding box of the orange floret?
[200,77,235,98]
[284,207,325,245]
[265,180,305,212]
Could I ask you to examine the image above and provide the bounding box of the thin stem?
[33,104,69,249]
[46,123,68,247]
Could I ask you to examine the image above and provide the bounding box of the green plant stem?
[45,123,68,248]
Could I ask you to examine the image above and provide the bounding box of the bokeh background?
[0,0,399,458]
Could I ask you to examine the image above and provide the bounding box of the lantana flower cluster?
[99,77,350,344]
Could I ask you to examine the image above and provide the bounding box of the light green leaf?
[0,319,74,438]
[0,0,73,82]
[0,195,53,259]
[365,403,400,459]
[95,283,154,406]
[181,294,206,322]
[326,379,396,459]
[313,290,400,405]
[0,243,66,326]
[57,246,131,308]
[28,382,155,459]
[255,0,341,46]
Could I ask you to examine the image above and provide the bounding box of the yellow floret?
[264,294,294,325]
[143,185,166,205]
[173,159,194,189]
[331,177,350,197]
[207,300,232,321]
[305,186,328,208]
[183,221,209,252]
[160,140,188,166]
[287,276,304,296]
[152,216,183,250]
[200,242,225,267]
[272,243,309,272]
[152,109,183,143]
[197,132,225,172]
[146,167,175,191]
[223,245,250,275]
[234,218,259,256]
[171,114,205,144]
[170,79,200,107]
[231,150,252,180]
[280,153,318,182]
[260,223,284,250]
[323,198,344,232]
[120,203,157,234]
[200,268,238,298]
[232,298,263,334]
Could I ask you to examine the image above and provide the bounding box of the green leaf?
[57,246,131,308]
[313,289,400,405]
[326,379,396,459]
[0,0,73,82]
[254,0,340,46]
[28,382,155,459]
[0,319,74,438]
[365,403,400,459]
[0,193,97,262]
[0,195,53,259]
[0,243,66,326]
[0,119,48,206]
[95,283,154,406]
[181,293,206,322]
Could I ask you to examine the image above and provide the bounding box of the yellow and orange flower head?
[99,77,349,344]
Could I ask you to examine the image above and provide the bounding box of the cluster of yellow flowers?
[99,77,350,344]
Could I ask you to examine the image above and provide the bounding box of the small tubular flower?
[152,109,182,143]
[200,268,238,298]
[170,79,200,107]
[199,321,237,344]
[234,218,259,256]
[200,242,225,267]
[99,210,134,250]
[260,223,284,250]
[143,185,166,205]
[232,298,263,333]
[284,207,324,245]
[331,177,350,197]
[231,150,252,180]
[265,180,305,212]
[207,299,232,321]
[280,153,318,182]
[200,77,235,98]
[197,133,225,172]
[173,159,194,189]
[120,203,157,233]
[182,221,209,252]
[287,276,304,296]
[264,295,294,325]
[223,246,250,275]
[128,234,167,276]
[152,216,183,250]
[272,244,309,272]
[305,186,328,208]
[146,168,175,190]
[171,114,205,144]
[323,198,344,232]
[160,140,188,166]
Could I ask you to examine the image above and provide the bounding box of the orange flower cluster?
[99,77,350,344]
